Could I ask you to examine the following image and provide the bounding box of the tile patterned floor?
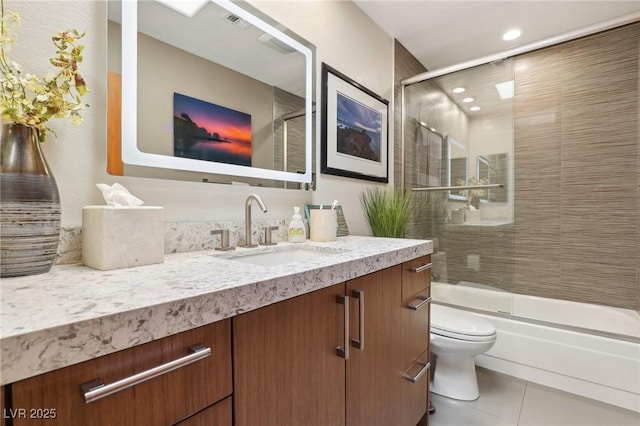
[429,368,640,426]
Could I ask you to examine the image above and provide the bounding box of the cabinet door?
[401,255,432,426]
[346,265,404,426]
[10,320,232,426]
[233,283,346,426]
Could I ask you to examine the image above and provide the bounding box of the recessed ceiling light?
[155,0,209,17]
[470,106,481,112]
[462,97,474,103]
[502,29,522,41]
[495,80,514,99]
[452,87,466,94]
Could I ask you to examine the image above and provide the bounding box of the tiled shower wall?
[397,22,639,310]
[513,23,639,310]
[393,41,431,243]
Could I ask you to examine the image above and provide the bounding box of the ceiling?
[353,1,640,72]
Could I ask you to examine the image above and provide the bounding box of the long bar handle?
[402,361,431,383]
[351,290,364,350]
[410,263,432,273]
[336,295,350,359]
[407,295,432,311]
[81,344,211,403]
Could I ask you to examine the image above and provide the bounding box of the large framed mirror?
[107,0,315,188]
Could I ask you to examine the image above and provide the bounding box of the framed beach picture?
[321,63,389,182]
[173,92,252,167]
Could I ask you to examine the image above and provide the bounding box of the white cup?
[310,209,338,242]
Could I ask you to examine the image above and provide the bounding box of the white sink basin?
[223,246,344,267]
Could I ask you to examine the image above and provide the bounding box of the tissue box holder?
[82,206,164,270]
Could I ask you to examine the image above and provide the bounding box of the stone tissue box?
[82,206,164,270]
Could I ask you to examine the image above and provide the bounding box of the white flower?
[69,114,83,126]
[36,94,49,102]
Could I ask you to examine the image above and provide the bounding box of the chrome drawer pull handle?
[410,263,432,273]
[351,290,364,350]
[81,344,211,403]
[407,296,431,311]
[402,361,431,383]
[336,295,350,359]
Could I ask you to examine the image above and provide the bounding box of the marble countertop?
[1,236,431,385]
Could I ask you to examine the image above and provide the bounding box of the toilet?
[430,304,497,401]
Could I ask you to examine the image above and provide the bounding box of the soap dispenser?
[288,207,306,243]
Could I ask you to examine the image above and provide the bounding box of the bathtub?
[432,282,640,412]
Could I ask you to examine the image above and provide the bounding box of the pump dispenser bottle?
[288,206,306,243]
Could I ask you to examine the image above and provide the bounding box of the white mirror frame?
[121,0,314,184]
[446,135,468,201]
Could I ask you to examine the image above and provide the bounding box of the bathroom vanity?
[0,236,432,425]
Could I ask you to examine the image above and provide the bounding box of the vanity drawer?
[402,255,431,301]
[10,320,232,426]
[175,396,232,426]
[401,256,431,369]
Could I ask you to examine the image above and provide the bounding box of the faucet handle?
[261,226,279,246]
[211,229,235,251]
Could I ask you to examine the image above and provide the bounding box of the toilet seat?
[431,304,496,342]
[431,327,496,342]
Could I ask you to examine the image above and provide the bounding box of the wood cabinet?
[4,255,431,426]
[345,265,404,426]
[233,284,346,426]
[401,255,432,426]
[8,320,232,426]
[1,386,6,426]
[233,258,431,426]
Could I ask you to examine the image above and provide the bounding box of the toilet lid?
[431,304,496,340]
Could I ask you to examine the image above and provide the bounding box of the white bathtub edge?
[476,353,640,413]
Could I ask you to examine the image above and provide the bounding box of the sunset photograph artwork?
[173,93,252,167]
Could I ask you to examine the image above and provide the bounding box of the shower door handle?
[351,290,364,350]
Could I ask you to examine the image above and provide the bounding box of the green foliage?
[360,188,413,238]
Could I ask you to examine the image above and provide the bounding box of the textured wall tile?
[561,262,638,309]
[511,23,639,310]
[513,257,562,298]
[395,39,428,191]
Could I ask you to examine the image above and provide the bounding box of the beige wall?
[250,1,394,235]
[7,0,392,233]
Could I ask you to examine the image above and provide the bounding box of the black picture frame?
[321,63,389,183]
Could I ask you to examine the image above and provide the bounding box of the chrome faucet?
[242,194,267,248]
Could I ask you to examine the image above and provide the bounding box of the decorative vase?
[0,123,61,278]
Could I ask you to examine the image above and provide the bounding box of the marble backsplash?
[56,219,291,265]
